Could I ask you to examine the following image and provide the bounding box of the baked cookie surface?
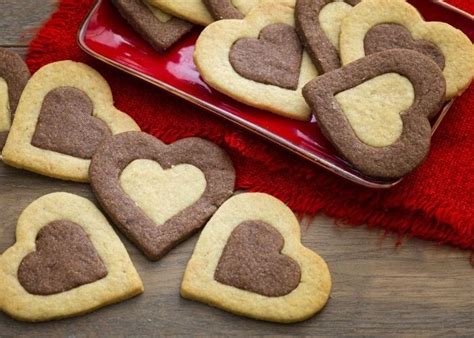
[194,0,318,120]
[339,0,474,99]
[0,192,143,322]
[181,192,331,323]
[1,60,140,182]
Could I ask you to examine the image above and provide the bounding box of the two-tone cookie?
[339,0,474,99]
[90,131,235,261]
[181,192,331,323]
[303,49,445,178]
[194,0,318,120]
[111,0,194,52]
[2,61,140,182]
[0,48,30,149]
[0,192,143,322]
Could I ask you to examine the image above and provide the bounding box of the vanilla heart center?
[0,77,10,132]
[120,159,206,226]
[335,73,415,147]
[319,1,353,50]
[143,0,172,22]
[231,0,260,15]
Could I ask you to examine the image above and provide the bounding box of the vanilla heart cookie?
[181,192,331,323]
[148,0,261,25]
[0,48,30,149]
[1,61,140,182]
[194,0,318,120]
[339,0,474,100]
[111,0,193,52]
[295,0,360,73]
[0,192,143,322]
[303,49,445,178]
[90,131,235,261]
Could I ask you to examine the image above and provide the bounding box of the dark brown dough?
[303,49,445,179]
[31,86,112,159]
[0,48,31,149]
[215,221,301,297]
[295,0,360,74]
[229,23,303,90]
[111,0,194,52]
[203,0,244,20]
[89,131,236,261]
[364,23,445,70]
[18,221,108,296]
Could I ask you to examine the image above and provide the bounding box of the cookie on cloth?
[147,0,261,25]
[90,131,235,261]
[0,48,30,149]
[1,60,140,182]
[339,0,474,100]
[0,192,143,322]
[295,0,360,73]
[303,49,445,178]
[111,0,194,52]
[181,192,331,323]
[194,0,318,120]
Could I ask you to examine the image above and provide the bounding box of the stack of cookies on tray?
[113,0,474,178]
[0,0,473,325]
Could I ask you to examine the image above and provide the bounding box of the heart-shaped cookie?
[1,61,140,182]
[0,48,30,149]
[148,0,261,25]
[295,0,360,73]
[303,49,445,178]
[0,192,143,322]
[339,0,474,100]
[111,0,194,52]
[194,0,318,120]
[181,193,331,323]
[90,131,235,261]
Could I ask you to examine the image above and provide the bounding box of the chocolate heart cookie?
[0,192,143,322]
[1,61,140,182]
[89,131,235,261]
[181,193,331,323]
[0,48,30,149]
[303,49,445,178]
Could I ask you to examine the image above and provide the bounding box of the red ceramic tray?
[78,0,472,188]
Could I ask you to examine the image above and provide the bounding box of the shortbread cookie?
[0,48,30,149]
[181,192,331,323]
[295,0,360,73]
[111,0,193,52]
[0,192,143,322]
[1,61,140,182]
[339,0,474,99]
[194,0,318,120]
[303,49,445,178]
[90,131,235,261]
[148,0,260,26]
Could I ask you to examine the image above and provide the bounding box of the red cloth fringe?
[26,0,474,251]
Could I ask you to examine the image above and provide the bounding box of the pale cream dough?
[120,159,206,226]
[143,0,172,22]
[319,1,353,50]
[0,78,10,132]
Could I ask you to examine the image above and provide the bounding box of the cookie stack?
[0,48,330,323]
[115,0,474,179]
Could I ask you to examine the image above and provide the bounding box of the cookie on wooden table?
[0,48,30,149]
[0,192,143,322]
[194,0,318,120]
[1,60,140,182]
[339,0,474,100]
[181,192,331,323]
[90,131,235,261]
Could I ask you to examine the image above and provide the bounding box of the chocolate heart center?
[364,24,445,70]
[214,221,301,297]
[31,86,112,159]
[203,0,244,20]
[18,221,108,296]
[229,23,303,90]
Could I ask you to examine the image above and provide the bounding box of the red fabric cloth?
[27,0,474,250]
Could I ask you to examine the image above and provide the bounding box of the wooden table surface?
[0,1,473,336]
